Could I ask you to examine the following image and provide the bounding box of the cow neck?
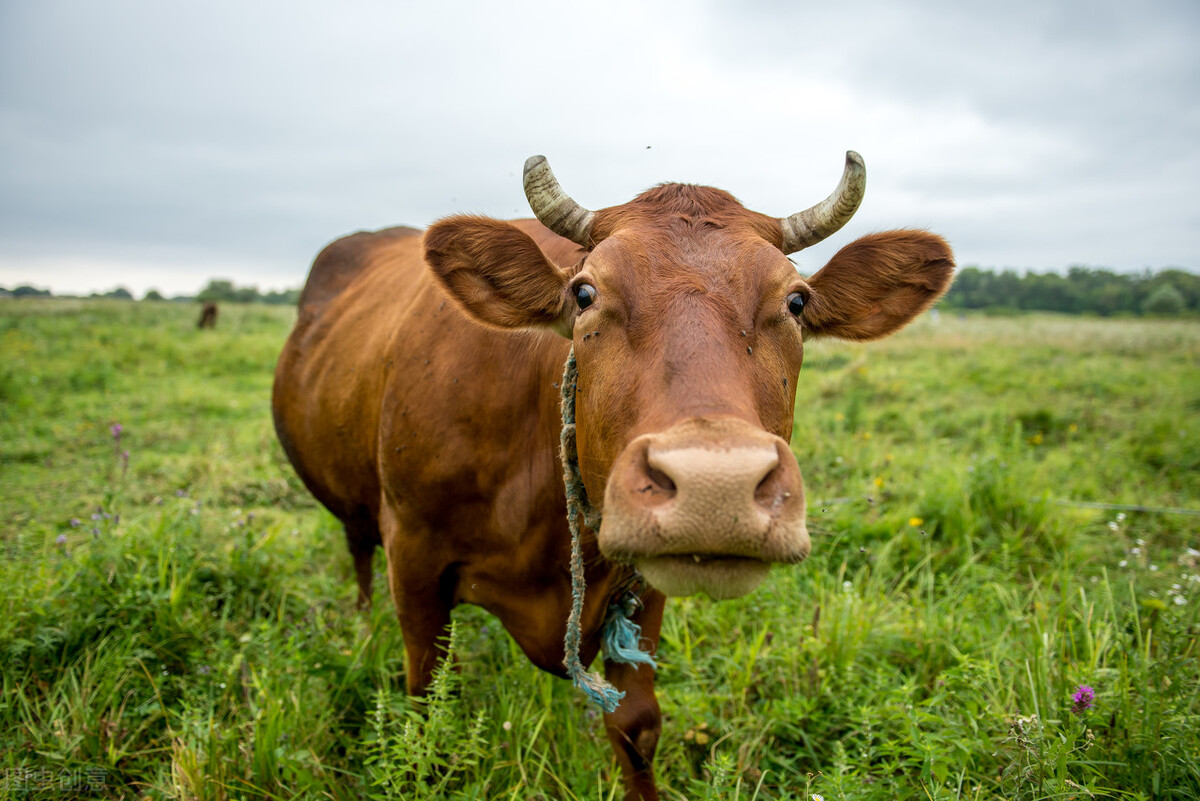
[558,346,655,712]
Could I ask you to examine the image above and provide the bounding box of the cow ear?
[802,230,954,341]
[424,216,574,336]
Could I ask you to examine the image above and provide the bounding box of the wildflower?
[1028,433,1043,445]
[873,476,884,489]
[909,517,924,527]
[1174,595,1186,606]
[56,534,68,546]
[69,518,80,527]
[111,423,123,440]
[1071,685,1095,715]
[502,720,512,731]
[813,795,826,801]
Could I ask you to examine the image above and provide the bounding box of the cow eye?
[786,292,806,317]
[575,283,597,310]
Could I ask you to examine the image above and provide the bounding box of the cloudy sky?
[2,0,1197,297]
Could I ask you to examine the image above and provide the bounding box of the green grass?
[1,299,1198,799]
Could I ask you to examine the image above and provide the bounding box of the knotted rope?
[559,347,655,713]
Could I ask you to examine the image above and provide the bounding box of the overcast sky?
[2,0,1197,297]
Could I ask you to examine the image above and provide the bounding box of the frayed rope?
[560,347,655,713]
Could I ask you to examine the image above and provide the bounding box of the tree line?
[3,268,1198,316]
[0,280,299,306]
[939,266,1198,316]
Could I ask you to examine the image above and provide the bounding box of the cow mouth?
[634,554,772,600]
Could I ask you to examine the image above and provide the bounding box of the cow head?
[424,154,953,599]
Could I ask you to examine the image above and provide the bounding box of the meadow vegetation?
[1,299,1197,799]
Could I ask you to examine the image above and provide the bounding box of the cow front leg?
[380,506,453,696]
[603,588,666,801]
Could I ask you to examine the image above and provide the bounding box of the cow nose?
[644,441,783,521]
[600,417,808,564]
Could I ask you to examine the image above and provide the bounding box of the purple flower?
[111,423,123,440]
[56,534,68,546]
[1072,684,1095,714]
[69,518,81,527]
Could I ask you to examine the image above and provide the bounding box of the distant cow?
[272,153,953,799]
[197,301,218,329]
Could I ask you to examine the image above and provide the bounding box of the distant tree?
[143,289,165,301]
[195,278,296,304]
[198,279,238,303]
[1141,283,1186,316]
[12,285,52,298]
[232,286,260,303]
[105,287,134,300]
[262,288,300,305]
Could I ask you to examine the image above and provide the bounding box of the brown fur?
[196,301,218,329]
[273,179,954,800]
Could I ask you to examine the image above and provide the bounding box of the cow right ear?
[424,216,575,336]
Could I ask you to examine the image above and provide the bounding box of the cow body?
[197,301,218,329]
[273,155,954,799]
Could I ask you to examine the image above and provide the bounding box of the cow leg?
[603,588,666,801]
[379,506,454,696]
[342,510,380,610]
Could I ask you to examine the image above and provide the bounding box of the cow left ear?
[801,230,954,341]
[424,216,574,336]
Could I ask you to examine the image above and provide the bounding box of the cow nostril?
[754,464,789,509]
[646,465,676,493]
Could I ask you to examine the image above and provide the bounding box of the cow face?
[425,155,954,600]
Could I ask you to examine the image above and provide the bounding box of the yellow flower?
[1028,433,1044,445]
[873,477,884,488]
[909,517,924,527]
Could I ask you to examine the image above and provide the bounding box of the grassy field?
[1,299,1197,800]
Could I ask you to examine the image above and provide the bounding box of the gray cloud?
[1,0,1197,296]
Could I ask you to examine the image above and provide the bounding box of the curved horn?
[779,151,866,254]
[523,155,594,247]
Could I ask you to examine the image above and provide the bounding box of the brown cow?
[197,301,218,329]
[272,153,953,799]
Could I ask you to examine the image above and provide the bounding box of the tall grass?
[1,300,1197,799]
